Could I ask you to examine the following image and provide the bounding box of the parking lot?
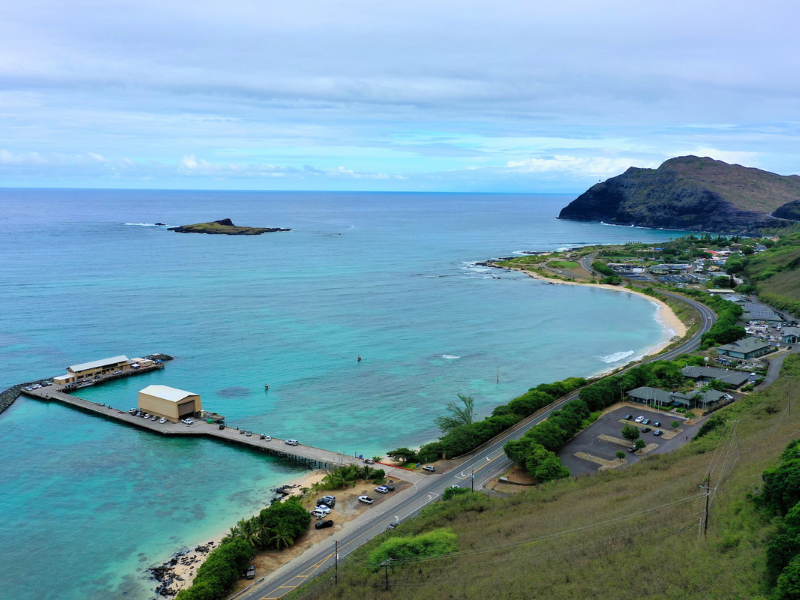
[557,406,702,476]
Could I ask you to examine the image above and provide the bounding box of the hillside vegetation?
[741,229,800,316]
[292,355,800,600]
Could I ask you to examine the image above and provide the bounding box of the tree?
[621,424,640,442]
[775,553,800,599]
[615,451,625,460]
[269,522,295,550]
[386,447,419,464]
[635,439,647,449]
[671,420,680,429]
[434,394,475,434]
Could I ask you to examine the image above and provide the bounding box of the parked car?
[653,421,661,427]
[182,419,194,425]
[384,484,395,492]
[358,495,374,504]
[286,439,299,446]
[151,415,158,421]
[239,428,245,434]
[313,505,331,515]
[317,496,336,507]
[310,509,327,519]
[623,414,633,420]
[246,431,252,437]
[315,520,334,529]
[144,413,151,419]
[641,427,652,434]
[387,522,399,530]
[422,465,435,472]
[642,419,651,425]
[634,416,644,423]
[653,430,664,436]
[159,418,167,424]
[245,565,255,580]
[627,445,638,452]
[375,486,389,494]
[364,458,375,464]
[264,435,272,441]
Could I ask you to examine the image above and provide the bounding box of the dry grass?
[291,357,800,600]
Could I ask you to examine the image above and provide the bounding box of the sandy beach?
[511,267,687,354]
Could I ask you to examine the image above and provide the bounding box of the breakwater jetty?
[21,385,357,469]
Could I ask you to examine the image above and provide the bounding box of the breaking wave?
[598,350,635,364]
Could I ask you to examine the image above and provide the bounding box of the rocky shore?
[0,378,53,417]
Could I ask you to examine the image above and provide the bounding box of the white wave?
[124,222,168,227]
[597,350,635,364]
[441,355,460,359]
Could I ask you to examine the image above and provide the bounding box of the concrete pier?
[22,385,358,469]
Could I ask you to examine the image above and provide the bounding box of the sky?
[1,0,799,191]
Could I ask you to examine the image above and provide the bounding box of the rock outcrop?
[168,219,290,235]
[558,156,800,234]
[774,200,800,222]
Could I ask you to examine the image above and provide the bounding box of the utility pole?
[383,560,390,591]
[700,476,711,535]
[334,540,338,585]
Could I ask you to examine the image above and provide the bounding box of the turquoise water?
[0,190,684,599]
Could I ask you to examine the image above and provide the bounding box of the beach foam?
[598,350,635,363]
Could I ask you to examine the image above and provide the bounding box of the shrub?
[635,439,647,449]
[761,459,800,516]
[176,539,255,600]
[695,415,724,439]
[621,424,640,441]
[671,420,680,429]
[442,487,473,501]
[616,451,625,460]
[775,554,800,599]
[367,529,458,571]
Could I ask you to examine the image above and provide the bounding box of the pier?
[22,385,358,469]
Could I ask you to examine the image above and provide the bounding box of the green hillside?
[292,356,800,600]
[741,229,800,316]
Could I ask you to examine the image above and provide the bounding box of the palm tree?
[255,512,273,549]
[238,518,259,548]
[269,522,295,550]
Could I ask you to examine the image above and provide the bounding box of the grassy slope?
[294,356,800,600]
[667,156,800,214]
[745,230,800,315]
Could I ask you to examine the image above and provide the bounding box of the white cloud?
[0,149,46,165]
[504,155,655,177]
[87,152,109,162]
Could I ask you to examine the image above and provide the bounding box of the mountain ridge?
[558,156,800,234]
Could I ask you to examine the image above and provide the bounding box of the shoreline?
[510,267,687,367]
[148,469,327,597]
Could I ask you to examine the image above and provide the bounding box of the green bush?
[775,554,800,599]
[592,261,616,277]
[442,487,473,501]
[367,528,458,571]
[695,415,724,440]
[176,538,255,600]
[761,459,800,516]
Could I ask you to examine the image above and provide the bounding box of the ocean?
[0,190,684,599]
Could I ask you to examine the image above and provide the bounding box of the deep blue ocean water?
[0,190,685,599]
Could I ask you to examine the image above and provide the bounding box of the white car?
[358,495,374,504]
[375,486,389,494]
[422,465,435,472]
[285,439,299,446]
[159,418,167,424]
[182,419,194,425]
[634,416,644,423]
[315,505,332,514]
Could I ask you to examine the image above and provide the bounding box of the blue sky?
[1,0,799,191]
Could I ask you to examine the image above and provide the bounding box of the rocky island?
[558,156,800,234]
[168,218,290,235]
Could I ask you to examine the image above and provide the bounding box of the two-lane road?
[241,290,716,600]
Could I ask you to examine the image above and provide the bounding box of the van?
[286,439,299,446]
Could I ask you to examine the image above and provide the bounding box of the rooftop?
[717,337,772,354]
[139,385,198,402]
[68,355,130,373]
[681,365,750,386]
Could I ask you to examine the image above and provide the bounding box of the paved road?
[240,291,716,600]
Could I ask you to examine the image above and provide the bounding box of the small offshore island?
[168,218,290,235]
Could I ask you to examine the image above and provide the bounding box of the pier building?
[54,355,131,385]
[138,385,202,422]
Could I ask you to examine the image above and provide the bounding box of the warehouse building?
[53,355,131,385]
[138,385,202,422]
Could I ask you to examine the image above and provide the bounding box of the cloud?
[504,156,656,178]
[0,149,46,165]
